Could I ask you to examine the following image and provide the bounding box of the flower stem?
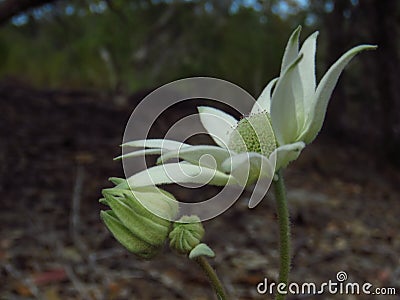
[274,170,291,300]
[194,256,227,300]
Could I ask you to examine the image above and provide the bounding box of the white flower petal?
[298,31,318,126]
[281,25,301,73]
[114,148,161,160]
[126,163,236,188]
[221,152,275,187]
[121,139,189,150]
[251,77,279,114]
[247,149,277,208]
[197,106,238,149]
[301,45,377,144]
[271,54,303,145]
[273,142,305,170]
[291,59,305,130]
[157,145,231,170]
[221,152,249,175]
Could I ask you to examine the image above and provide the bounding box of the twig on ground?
[70,165,87,253]
[4,263,42,299]
[64,265,91,300]
[88,248,126,267]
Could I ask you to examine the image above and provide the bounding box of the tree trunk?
[370,0,400,164]
[323,0,354,139]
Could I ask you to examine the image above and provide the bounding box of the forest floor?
[1,81,399,300]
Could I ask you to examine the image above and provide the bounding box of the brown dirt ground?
[1,82,399,299]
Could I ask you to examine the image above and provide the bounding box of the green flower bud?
[100,210,158,259]
[228,112,276,157]
[169,215,205,254]
[100,179,179,259]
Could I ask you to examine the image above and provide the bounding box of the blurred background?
[1,0,399,299]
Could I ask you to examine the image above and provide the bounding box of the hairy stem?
[195,256,227,300]
[274,170,291,300]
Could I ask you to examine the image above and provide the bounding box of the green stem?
[274,170,291,300]
[195,256,227,300]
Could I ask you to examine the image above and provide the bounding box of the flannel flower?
[117,26,376,193]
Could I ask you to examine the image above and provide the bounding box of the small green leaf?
[189,243,215,259]
[109,177,126,185]
[99,198,108,205]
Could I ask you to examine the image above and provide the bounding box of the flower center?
[228,112,276,157]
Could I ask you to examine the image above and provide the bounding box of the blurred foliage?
[0,0,316,95]
[1,0,400,162]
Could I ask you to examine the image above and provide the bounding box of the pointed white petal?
[247,149,277,208]
[122,139,189,150]
[281,26,301,74]
[221,152,249,175]
[273,142,305,170]
[302,45,377,144]
[221,152,275,187]
[197,106,237,149]
[298,31,318,126]
[271,54,303,145]
[126,163,236,188]
[114,148,161,160]
[157,145,231,170]
[251,77,279,114]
